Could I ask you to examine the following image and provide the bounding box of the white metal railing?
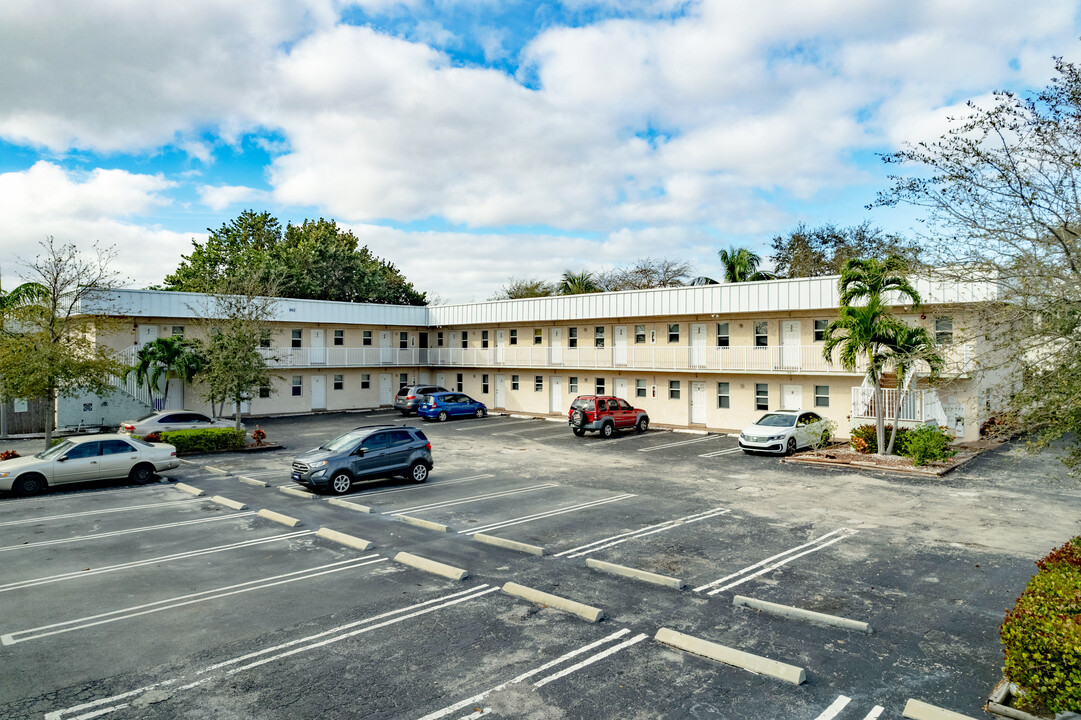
[850,387,943,423]
[109,346,155,408]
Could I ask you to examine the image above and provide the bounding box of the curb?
[393,551,468,580]
[174,483,204,497]
[257,508,303,527]
[903,699,979,720]
[205,465,229,475]
[210,495,247,510]
[654,628,805,685]
[279,486,317,500]
[586,558,684,589]
[394,514,450,532]
[502,582,604,622]
[316,527,374,551]
[327,498,373,513]
[473,533,546,556]
[733,595,872,633]
[238,476,270,487]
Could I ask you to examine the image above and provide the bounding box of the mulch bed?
[783,442,987,477]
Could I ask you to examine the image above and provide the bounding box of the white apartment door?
[436,373,447,388]
[495,374,506,408]
[379,374,393,405]
[380,331,392,364]
[418,371,430,384]
[495,330,506,364]
[614,325,628,365]
[550,328,562,365]
[549,376,563,413]
[449,332,460,362]
[781,320,801,369]
[614,377,629,401]
[310,329,326,365]
[138,325,158,347]
[311,374,327,410]
[164,379,184,410]
[690,381,707,424]
[690,323,707,368]
[782,384,802,410]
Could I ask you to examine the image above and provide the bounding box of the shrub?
[0,450,19,461]
[1001,537,1081,713]
[158,428,245,454]
[251,426,267,446]
[900,425,956,466]
[144,431,163,443]
[849,424,911,455]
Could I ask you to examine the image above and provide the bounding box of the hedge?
[150,428,246,454]
[1001,536,1081,713]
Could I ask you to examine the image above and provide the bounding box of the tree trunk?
[874,377,886,458]
[43,386,55,452]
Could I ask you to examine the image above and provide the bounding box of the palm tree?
[882,324,944,455]
[838,256,921,308]
[717,247,776,283]
[127,337,206,409]
[557,270,600,295]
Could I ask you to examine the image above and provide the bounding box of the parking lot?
[2,410,1079,720]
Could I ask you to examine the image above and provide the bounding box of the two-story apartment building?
[67,274,997,441]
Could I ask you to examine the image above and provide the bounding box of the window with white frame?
[291,329,302,348]
[333,329,344,346]
[569,376,578,393]
[399,373,408,388]
[669,380,680,399]
[568,328,577,348]
[595,377,605,394]
[482,374,489,393]
[437,331,444,347]
[717,382,730,408]
[814,320,828,342]
[333,374,344,391]
[456,373,464,391]
[534,328,543,345]
[635,325,646,343]
[511,375,520,390]
[292,375,302,397]
[668,324,680,343]
[461,331,468,349]
[716,322,729,348]
[509,329,517,345]
[171,326,184,337]
[259,333,271,348]
[935,316,953,344]
[754,321,768,347]
[259,384,271,398]
[399,332,408,349]
[482,330,489,348]
[534,375,543,391]
[755,383,769,410]
[361,373,370,389]
[814,385,829,407]
[362,330,372,346]
[636,379,647,398]
[594,327,605,348]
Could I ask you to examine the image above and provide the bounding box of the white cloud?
[197,184,272,212]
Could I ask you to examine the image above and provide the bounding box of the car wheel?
[410,461,429,483]
[129,463,155,485]
[328,472,353,495]
[636,417,649,433]
[785,437,797,456]
[475,408,485,418]
[570,409,586,428]
[572,427,586,437]
[400,410,410,417]
[13,474,47,496]
[601,422,615,439]
[437,411,449,422]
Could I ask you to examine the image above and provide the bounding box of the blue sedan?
[417,392,488,422]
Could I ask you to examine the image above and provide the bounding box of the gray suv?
[394,385,449,416]
[291,426,433,495]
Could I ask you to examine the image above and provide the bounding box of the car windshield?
[321,430,368,452]
[755,413,797,427]
[38,441,73,460]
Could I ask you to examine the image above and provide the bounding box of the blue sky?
[1,0,1079,303]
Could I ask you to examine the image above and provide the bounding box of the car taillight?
[425,442,431,450]
[170,451,177,456]
[122,424,134,432]
[407,395,416,400]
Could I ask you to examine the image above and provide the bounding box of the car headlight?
[311,469,326,478]
[739,433,748,441]
[308,460,328,468]
[0,472,7,478]
[769,434,785,441]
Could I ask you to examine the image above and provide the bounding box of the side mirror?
[353,448,366,457]
[57,456,68,462]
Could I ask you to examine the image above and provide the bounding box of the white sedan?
[0,434,179,495]
[119,410,241,437]
[738,410,832,455]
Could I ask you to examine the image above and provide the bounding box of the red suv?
[568,396,650,438]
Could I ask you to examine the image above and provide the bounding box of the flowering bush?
[144,432,163,443]
[252,426,267,446]
[0,450,20,461]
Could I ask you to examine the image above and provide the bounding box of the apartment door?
[418,332,429,365]
[310,329,326,365]
[782,384,802,410]
[379,331,392,364]
[690,323,706,368]
[550,328,562,365]
[379,374,393,405]
[436,373,447,388]
[549,376,563,413]
[138,325,158,347]
[418,371,430,384]
[781,320,801,369]
[614,325,628,365]
[495,374,506,408]
[690,381,707,424]
[614,377,629,401]
[449,331,460,362]
[495,330,506,364]
[311,374,327,410]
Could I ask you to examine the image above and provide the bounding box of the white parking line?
[582,431,655,447]
[0,512,257,553]
[533,632,648,687]
[459,418,540,432]
[692,528,858,594]
[638,435,718,452]
[339,474,496,500]
[459,494,635,535]
[812,695,851,720]
[863,706,885,720]
[0,530,314,593]
[555,507,731,559]
[0,498,203,527]
[698,447,742,458]
[384,484,559,515]
[45,585,499,720]
[1,556,385,645]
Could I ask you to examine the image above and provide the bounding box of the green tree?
[557,270,601,295]
[0,278,50,437]
[769,222,922,278]
[490,278,556,300]
[836,256,921,309]
[881,324,943,455]
[717,247,775,283]
[127,336,207,409]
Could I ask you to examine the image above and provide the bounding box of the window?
[259,334,271,348]
[716,322,729,348]
[814,385,829,408]
[569,376,578,393]
[636,379,647,398]
[386,430,413,448]
[334,374,344,391]
[359,433,388,452]
[292,376,303,397]
[333,329,344,346]
[437,331,444,347]
[361,373,371,389]
[668,324,680,343]
[635,325,646,344]
[452,373,461,391]
[171,326,184,337]
[595,327,605,348]
[534,328,543,345]
[534,375,543,391]
[363,330,373,346]
[482,330,489,349]
[509,329,517,345]
[101,439,134,455]
[717,382,730,408]
[511,375,520,391]
[399,373,408,389]
[65,442,100,459]
[814,320,828,342]
[482,374,489,393]
[935,316,953,344]
[595,377,605,395]
[461,331,468,349]
[568,328,577,348]
[291,329,302,348]
[400,332,408,349]
[754,321,768,347]
[669,380,681,399]
[755,383,769,410]
[259,385,271,398]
